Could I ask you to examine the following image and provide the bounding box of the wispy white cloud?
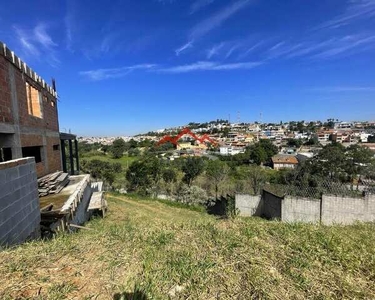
[308,86,375,92]
[225,44,240,58]
[237,41,265,59]
[316,0,375,30]
[190,0,215,14]
[158,60,263,73]
[284,39,335,59]
[257,33,375,61]
[34,24,57,49]
[13,23,60,67]
[268,41,286,52]
[206,42,224,59]
[175,40,194,56]
[310,35,375,59]
[176,0,253,57]
[64,0,76,52]
[190,0,253,40]
[267,42,303,59]
[13,26,40,56]
[79,64,157,81]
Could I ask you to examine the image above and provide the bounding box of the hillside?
[1,194,375,299]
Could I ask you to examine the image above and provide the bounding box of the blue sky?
[1,0,374,136]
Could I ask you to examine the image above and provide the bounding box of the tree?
[125,157,163,195]
[312,142,346,180]
[126,160,152,193]
[112,162,122,173]
[128,148,140,157]
[296,121,305,133]
[182,157,205,186]
[206,160,230,199]
[287,138,303,148]
[111,138,126,159]
[236,165,267,195]
[304,137,320,146]
[162,168,178,195]
[249,144,267,165]
[81,159,119,188]
[345,144,374,182]
[162,168,177,183]
[101,144,110,153]
[247,139,278,165]
[368,135,375,143]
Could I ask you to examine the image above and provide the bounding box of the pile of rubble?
[38,171,69,197]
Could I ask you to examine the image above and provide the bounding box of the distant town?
[78,119,375,169]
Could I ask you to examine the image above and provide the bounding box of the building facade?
[0,41,62,177]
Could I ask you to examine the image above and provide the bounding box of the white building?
[219,146,245,156]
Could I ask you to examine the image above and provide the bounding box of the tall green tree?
[345,144,374,182]
[111,138,126,159]
[312,142,346,180]
[248,139,278,165]
[182,157,205,186]
[206,160,230,199]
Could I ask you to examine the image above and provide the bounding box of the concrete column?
[68,140,74,175]
[8,64,22,158]
[74,139,80,173]
[61,140,67,173]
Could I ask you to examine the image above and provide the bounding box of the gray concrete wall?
[282,196,320,223]
[235,194,263,216]
[321,194,375,225]
[236,191,375,225]
[0,157,40,246]
[263,190,282,220]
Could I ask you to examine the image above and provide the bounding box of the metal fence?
[263,179,375,199]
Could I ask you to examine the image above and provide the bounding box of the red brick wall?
[46,136,62,174]
[0,56,13,123]
[14,68,59,131]
[0,55,59,131]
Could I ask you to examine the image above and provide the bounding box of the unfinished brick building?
[0,41,78,177]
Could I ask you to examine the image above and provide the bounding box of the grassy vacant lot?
[1,194,375,299]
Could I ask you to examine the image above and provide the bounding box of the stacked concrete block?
[0,157,40,246]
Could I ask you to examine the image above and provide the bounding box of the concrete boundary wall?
[262,190,282,220]
[282,196,320,223]
[0,157,40,246]
[321,194,375,225]
[235,194,262,216]
[236,191,375,225]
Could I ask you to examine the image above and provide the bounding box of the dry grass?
[1,193,375,299]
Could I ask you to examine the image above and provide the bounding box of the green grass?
[1,193,375,299]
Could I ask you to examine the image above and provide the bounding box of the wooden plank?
[88,192,104,211]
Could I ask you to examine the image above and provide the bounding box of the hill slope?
[1,194,375,299]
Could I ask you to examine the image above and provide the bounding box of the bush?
[176,184,207,205]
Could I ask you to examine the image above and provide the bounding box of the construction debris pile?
[38,171,69,197]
